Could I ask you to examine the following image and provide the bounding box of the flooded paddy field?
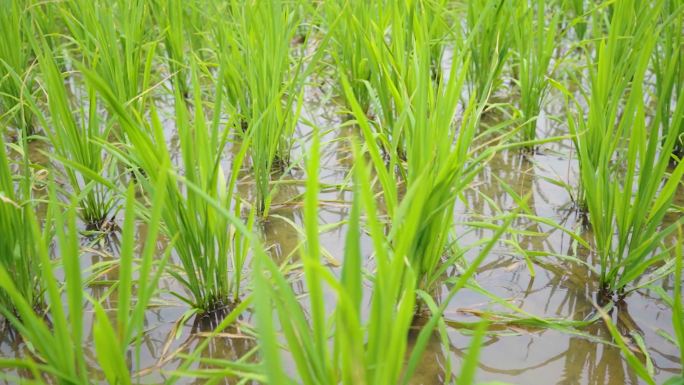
[0,1,682,384]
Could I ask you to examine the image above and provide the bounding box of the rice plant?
[512,0,559,147]
[61,0,151,110]
[562,0,588,40]
[349,1,411,158]
[323,0,375,113]
[324,0,452,116]
[84,60,253,313]
[0,190,90,384]
[424,0,453,78]
[155,0,189,98]
[341,8,512,294]
[601,228,684,385]
[663,229,684,384]
[215,0,304,215]
[325,1,449,177]
[28,38,118,229]
[0,181,169,384]
[465,0,513,102]
[371,1,448,136]
[0,0,35,134]
[565,0,684,298]
[252,132,514,385]
[653,0,684,158]
[0,134,43,314]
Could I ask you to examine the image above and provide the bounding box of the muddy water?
[1,85,682,385]
[445,143,678,385]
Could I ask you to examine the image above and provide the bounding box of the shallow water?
[1,62,682,385]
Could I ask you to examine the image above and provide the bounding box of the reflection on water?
[261,182,303,264]
[407,317,448,385]
[185,310,258,385]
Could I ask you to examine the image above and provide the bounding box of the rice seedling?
[512,0,559,148]
[83,59,254,313]
[330,5,469,181]
[0,189,89,384]
[424,0,454,78]
[373,0,447,135]
[252,131,515,385]
[61,0,152,111]
[0,0,35,135]
[0,134,43,313]
[340,8,514,294]
[24,0,148,203]
[214,0,305,215]
[155,0,190,98]
[562,0,588,40]
[600,228,684,385]
[563,0,684,298]
[465,0,513,102]
[322,0,375,113]
[346,1,412,157]
[661,228,684,384]
[653,0,684,158]
[0,178,169,384]
[182,0,216,62]
[27,37,118,229]
[324,0,453,116]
